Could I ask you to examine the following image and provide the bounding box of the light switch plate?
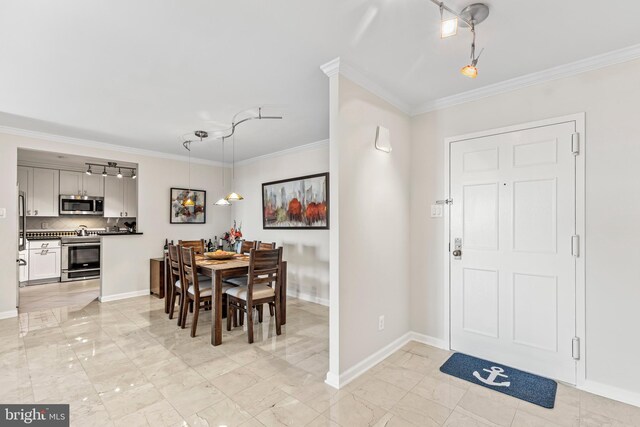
[0,208,6,219]
[431,204,443,218]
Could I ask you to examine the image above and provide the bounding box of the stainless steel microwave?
[59,195,104,215]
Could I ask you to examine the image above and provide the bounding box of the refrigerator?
[17,189,27,306]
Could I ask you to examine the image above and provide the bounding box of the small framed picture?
[170,188,206,224]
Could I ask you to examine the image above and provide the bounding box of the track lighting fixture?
[117,168,123,179]
[102,167,107,177]
[86,166,92,175]
[86,162,137,178]
[430,1,489,77]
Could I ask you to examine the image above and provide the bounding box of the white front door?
[450,121,578,384]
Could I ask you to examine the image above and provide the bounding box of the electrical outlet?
[378,315,385,331]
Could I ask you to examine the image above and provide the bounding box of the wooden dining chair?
[225,247,283,343]
[236,240,257,255]
[224,240,257,287]
[256,241,276,250]
[167,244,184,325]
[178,239,206,254]
[180,246,232,337]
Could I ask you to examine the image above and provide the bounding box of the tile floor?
[1,295,638,426]
[19,279,100,312]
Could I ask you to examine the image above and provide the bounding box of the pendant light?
[225,133,244,201]
[183,140,195,207]
[215,137,231,206]
[460,23,483,78]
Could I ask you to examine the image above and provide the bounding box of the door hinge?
[436,198,453,205]
[571,235,580,257]
[572,337,580,360]
[571,133,580,155]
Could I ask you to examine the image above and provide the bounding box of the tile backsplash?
[26,216,135,231]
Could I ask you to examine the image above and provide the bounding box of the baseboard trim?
[408,332,449,350]
[99,289,150,303]
[287,290,329,307]
[580,380,640,408]
[325,371,340,389]
[333,332,413,389]
[0,309,18,320]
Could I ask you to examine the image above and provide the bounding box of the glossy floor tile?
[1,293,638,426]
[19,279,100,312]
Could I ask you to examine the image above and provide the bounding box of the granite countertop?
[98,232,144,236]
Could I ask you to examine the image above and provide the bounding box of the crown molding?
[413,43,640,115]
[320,57,412,115]
[320,57,341,77]
[0,125,229,167]
[235,139,329,167]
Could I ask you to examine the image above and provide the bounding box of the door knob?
[453,237,462,260]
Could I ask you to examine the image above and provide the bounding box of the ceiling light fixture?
[102,167,107,177]
[430,1,489,77]
[131,169,137,179]
[439,3,457,38]
[86,166,92,176]
[225,133,244,202]
[117,168,123,179]
[183,140,195,207]
[214,137,231,206]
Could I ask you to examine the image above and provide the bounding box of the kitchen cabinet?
[28,240,61,281]
[123,178,137,217]
[18,166,59,217]
[104,176,137,217]
[60,170,104,196]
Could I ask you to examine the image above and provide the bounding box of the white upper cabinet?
[32,168,59,216]
[19,167,59,217]
[83,173,104,197]
[123,178,137,217]
[59,171,83,195]
[60,170,104,197]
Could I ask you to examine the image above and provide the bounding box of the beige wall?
[231,142,330,305]
[336,76,412,374]
[0,132,231,315]
[410,59,640,398]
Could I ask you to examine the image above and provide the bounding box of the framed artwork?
[262,172,329,229]
[170,188,206,224]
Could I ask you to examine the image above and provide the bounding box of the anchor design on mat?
[473,366,511,387]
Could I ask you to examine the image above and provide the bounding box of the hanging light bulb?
[102,167,107,177]
[215,137,231,206]
[117,168,123,179]
[460,24,483,78]
[182,140,195,207]
[225,133,244,201]
[86,165,92,176]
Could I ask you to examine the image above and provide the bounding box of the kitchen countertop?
[98,232,144,236]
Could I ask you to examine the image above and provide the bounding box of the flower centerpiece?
[223,220,242,251]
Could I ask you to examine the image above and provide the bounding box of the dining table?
[192,254,288,346]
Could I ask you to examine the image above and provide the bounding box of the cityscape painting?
[262,173,329,229]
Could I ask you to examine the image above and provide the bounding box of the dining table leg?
[211,270,223,346]
[281,261,287,325]
[163,253,170,314]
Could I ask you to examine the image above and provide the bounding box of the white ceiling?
[1,1,640,161]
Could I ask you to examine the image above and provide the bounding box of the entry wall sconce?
[375,126,392,153]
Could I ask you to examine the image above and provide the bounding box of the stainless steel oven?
[61,237,101,282]
[60,195,104,215]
